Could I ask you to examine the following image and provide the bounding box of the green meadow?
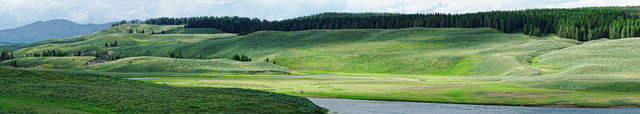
[140,74,640,107]
[0,67,325,113]
[3,24,640,107]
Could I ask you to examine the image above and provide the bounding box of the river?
[307,98,640,114]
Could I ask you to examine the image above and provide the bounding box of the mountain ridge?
[0,19,114,44]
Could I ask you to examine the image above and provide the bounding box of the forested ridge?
[144,6,640,41]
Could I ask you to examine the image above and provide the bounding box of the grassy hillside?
[5,24,640,76]
[0,57,95,69]
[90,57,293,74]
[105,27,579,75]
[3,24,234,53]
[0,57,293,74]
[165,28,225,34]
[0,67,324,113]
[534,38,640,75]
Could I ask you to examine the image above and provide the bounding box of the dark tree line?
[24,50,69,57]
[112,20,144,27]
[144,6,640,41]
[1,51,14,61]
[167,51,184,58]
[22,50,86,57]
[231,54,251,62]
[105,41,118,47]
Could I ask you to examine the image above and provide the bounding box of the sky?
[0,0,639,30]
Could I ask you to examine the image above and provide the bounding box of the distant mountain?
[0,41,25,46]
[0,19,114,44]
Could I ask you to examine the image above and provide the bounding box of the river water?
[307,98,640,114]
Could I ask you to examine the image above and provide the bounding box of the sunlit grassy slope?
[0,67,324,113]
[90,57,293,74]
[0,57,95,69]
[5,24,640,76]
[105,27,581,75]
[0,57,294,74]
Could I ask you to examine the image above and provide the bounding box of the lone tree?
[176,51,183,58]
[197,54,205,59]
[232,54,240,61]
[167,51,175,58]
[11,61,18,67]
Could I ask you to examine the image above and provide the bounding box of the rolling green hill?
[4,23,640,107]
[0,67,324,113]
[0,57,294,74]
[90,57,293,74]
[4,24,640,76]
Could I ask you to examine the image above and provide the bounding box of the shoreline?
[297,95,640,108]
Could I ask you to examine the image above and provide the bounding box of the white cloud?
[0,0,638,30]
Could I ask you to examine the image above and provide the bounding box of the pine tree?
[232,54,240,61]
[167,52,175,58]
[197,54,205,59]
[176,51,183,58]
[11,61,18,67]
[240,55,248,61]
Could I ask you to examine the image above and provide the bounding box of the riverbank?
[307,98,640,114]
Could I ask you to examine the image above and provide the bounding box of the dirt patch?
[84,58,105,66]
[407,83,481,91]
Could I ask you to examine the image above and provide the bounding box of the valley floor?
[138,73,640,107]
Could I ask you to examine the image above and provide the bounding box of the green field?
[6,25,581,75]
[0,67,324,113]
[0,57,294,74]
[3,24,640,107]
[140,74,640,107]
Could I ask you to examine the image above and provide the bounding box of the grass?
[164,28,225,34]
[0,57,95,69]
[143,74,640,107]
[90,57,294,74]
[0,67,324,113]
[0,56,294,74]
[3,24,640,107]
[533,38,640,75]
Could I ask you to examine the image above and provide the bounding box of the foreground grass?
[0,67,324,113]
[143,74,640,107]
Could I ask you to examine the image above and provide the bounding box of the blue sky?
[0,0,639,30]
